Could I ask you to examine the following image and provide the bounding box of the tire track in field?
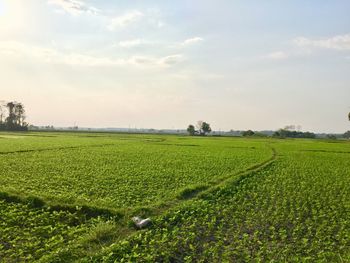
[195,145,277,199]
[162,144,277,203]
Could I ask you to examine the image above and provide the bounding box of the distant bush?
[273,129,316,139]
[343,131,350,139]
[242,130,255,137]
[253,132,268,138]
[326,134,337,140]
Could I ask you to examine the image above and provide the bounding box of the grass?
[97,140,350,262]
[0,131,349,262]
[0,132,271,209]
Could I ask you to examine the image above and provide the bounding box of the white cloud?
[47,0,99,15]
[159,54,184,66]
[261,34,350,60]
[0,41,183,68]
[47,2,163,31]
[128,54,184,67]
[118,39,152,48]
[181,37,204,46]
[156,21,164,28]
[263,51,289,60]
[294,34,350,50]
[128,56,156,65]
[0,41,119,66]
[108,11,144,30]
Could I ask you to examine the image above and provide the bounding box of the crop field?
[0,132,349,262]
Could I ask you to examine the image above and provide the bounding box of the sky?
[0,0,349,133]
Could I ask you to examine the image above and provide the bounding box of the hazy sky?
[0,0,349,132]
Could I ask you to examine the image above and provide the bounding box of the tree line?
[186,113,350,139]
[272,129,316,139]
[0,101,28,131]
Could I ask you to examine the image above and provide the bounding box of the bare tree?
[0,100,7,124]
[284,125,296,131]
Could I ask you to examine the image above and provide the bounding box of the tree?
[326,134,337,140]
[272,131,281,137]
[242,130,255,137]
[0,101,28,131]
[284,125,296,131]
[273,128,315,139]
[14,103,25,126]
[196,121,203,134]
[348,112,350,121]
[198,121,211,136]
[0,101,6,128]
[343,131,350,139]
[6,102,16,129]
[187,121,212,136]
[187,124,196,136]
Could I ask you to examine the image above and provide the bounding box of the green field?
[0,132,349,262]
